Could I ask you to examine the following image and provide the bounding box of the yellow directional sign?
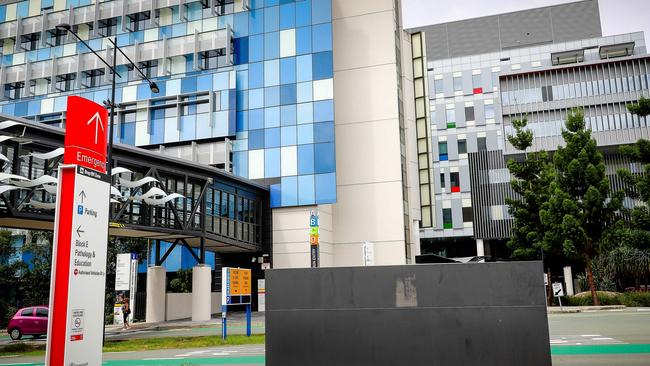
[228,268,251,296]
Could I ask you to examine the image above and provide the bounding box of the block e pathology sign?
[46,96,110,366]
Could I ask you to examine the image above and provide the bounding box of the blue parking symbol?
[77,205,83,215]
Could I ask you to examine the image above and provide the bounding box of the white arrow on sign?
[87,112,105,144]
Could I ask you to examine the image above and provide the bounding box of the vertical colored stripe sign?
[310,210,319,268]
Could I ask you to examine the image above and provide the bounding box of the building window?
[83,69,105,88]
[56,73,76,92]
[434,77,444,95]
[200,49,225,70]
[4,82,24,100]
[440,173,445,189]
[129,12,151,32]
[439,142,448,161]
[450,172,460,192]
[20,33,40,51]
[490,205,505,220]
[446,108,455,128]
[464,106,474,121]
[51,28,67,46]
[485,104,495,120]
[492,71,499,89]
[477,137,487,151]
[98,17,118,37]
[28,78,51,96]
[472,73,482,94]
[453,75,462,92]
[131,60,159,80]
[489,168,511,184]
[462,207,473,223]
[442,208,452,229]
[458,139,467,155]
[541,85,554,102]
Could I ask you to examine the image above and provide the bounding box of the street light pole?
[108,36,117,177]
[54,24,159,176]
[55,23,159,341]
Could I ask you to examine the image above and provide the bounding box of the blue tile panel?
[138,241,216,273]
[0,0,335,208]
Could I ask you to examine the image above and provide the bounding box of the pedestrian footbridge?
[0,113,271,322]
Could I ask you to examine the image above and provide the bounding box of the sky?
[402,0,650,41]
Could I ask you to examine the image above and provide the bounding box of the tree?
[505,118,555,259]
[615,98,650,250]
[0,229,21,327]
[169,269,193,293]
[627,96,650,118]
[540,110,623,305]
[19,231,53,307]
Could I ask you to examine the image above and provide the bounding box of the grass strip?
[0,334,265,357]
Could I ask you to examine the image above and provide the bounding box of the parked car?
[7,306,48,340]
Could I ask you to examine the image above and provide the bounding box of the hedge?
[559,291,650,307]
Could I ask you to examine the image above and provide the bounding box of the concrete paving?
[547,305,627,313]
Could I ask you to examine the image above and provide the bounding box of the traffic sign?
[46,97,110,366]
[552,282,564,297]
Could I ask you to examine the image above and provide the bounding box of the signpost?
[221,267,252,340]
[363,241,374,266]
[309,210,319,268]
[552,282,564,310]
[257,279,266,312]
[114,253,138,325]
[46,97,110,366]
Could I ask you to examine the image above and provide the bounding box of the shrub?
[560,291,650,307]
[618,292,650,307]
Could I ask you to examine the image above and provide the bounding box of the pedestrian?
[122,298,131,330]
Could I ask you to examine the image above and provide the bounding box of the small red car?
[7,306,48,340]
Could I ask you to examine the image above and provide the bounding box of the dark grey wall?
[266,262,551,366]
[408,0,602,60]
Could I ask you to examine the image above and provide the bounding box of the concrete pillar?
[192,265,212,322]
[476,239,485,257]
[145,266,166,323]
[563,266,575,296]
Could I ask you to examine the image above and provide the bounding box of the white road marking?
[175,350,211,357]
[550,340,568,344]
[212,352,230,356]
[580,334,601,337]
[592,337,614,341]
[143,357,183,360]
[637,308,650,311]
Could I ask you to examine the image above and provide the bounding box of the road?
[549,308,650,366]
[1,309,648,365]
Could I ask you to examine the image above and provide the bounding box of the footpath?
[105,311,266,335]
[547,305,627,313]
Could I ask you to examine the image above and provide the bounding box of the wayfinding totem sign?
[46,96,110,366]
[310,210,319,267]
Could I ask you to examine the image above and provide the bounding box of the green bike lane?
[1,344,649,366]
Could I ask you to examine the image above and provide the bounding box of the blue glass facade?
[0,0,336,208]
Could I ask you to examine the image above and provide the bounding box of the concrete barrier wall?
[165,292,222,321]
[266,262,551,366]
